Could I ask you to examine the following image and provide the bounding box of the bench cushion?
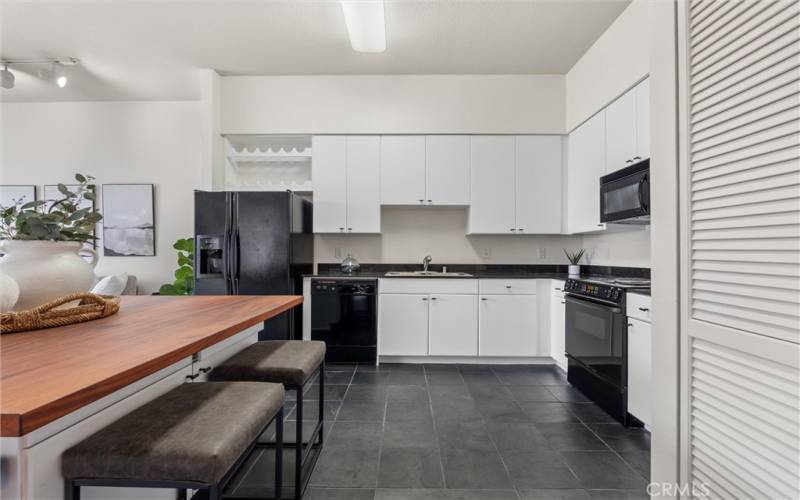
[62,382,284,484]
[208,340,325,386]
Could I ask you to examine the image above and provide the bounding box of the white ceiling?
[1,0,630,102]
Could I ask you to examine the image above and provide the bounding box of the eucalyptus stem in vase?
[0,174,104,311]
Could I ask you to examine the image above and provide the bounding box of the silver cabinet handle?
[431,297,437,301]
[633,156,641,160]
[347,228,353,231]
[597,224,604,227]
[198,366,212,374]
[518,228,524,232]
[626,159,633,163]
[422,297,428,301]
[554,288,561,291]
[510,228,516,232]
[638,307,650,312]
[419,199,424,203]
[481,298,487,301]
[339,227,345,231]
[560,301,566,304]
[427,199,432,203]
[185,373,200,382]
[505,285,512,289]
[628,323,633,327]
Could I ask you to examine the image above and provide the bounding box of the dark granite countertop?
[304,264,650,281]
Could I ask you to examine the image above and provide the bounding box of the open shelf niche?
[223,135,312,192]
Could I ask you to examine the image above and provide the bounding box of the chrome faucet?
[423,255,432,273]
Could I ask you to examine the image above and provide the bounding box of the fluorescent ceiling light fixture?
[341,1,386,53]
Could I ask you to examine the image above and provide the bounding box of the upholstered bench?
[208,340,326,500]
[62,382,285,500]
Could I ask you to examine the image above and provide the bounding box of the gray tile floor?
[230,363,650,500]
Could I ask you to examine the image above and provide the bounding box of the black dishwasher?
[311,279,377,363]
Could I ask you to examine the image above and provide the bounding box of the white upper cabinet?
[515,136,563,234]
[312,136,348,233]
[346,136,381,233]
[605,77,650,172]
[635,78,650,161]
[380,136,426,205]
[566,110,607,234]
[426,135,470,205]
[313,135,380,233]
[469,136,516,234]
[605,87,638,172]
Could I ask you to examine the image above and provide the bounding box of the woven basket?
[1,293,120,334]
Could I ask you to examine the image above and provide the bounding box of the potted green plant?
[0,174,102,310]
[158,238,194,295]
[563,248,586,277]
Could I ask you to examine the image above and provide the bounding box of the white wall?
[316,207,582,264]
[222,75,565,134]
[1,101,203,294]
[565,0,650,131]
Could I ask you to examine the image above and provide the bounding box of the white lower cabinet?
[479,294,538,356]
[379,293,430,356]
[429,294,478,356]
[627,316,652,427]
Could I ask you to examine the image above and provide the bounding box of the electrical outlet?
[334,247,343,259]
[537,248,546,259]
[482,247,492,259]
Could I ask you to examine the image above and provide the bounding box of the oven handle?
[638,174,649,212]
[565,294,622,314]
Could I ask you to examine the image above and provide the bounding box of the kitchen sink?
[384,271,473,277]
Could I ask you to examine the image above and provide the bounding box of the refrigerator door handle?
[223,192,232,294]
[231,192,241,294]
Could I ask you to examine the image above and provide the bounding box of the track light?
[38,63,68,88]
[0,57,78,90]
[0,64,14,89]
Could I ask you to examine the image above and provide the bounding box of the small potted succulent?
[0,174,102,310]
[563,248,586,277]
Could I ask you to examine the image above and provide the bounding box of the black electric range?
[563,276,651,426]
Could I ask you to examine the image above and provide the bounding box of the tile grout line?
[423,365,448,490]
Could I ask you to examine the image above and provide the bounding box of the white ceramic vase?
[0,240,98,311]
[0,270,20,312]
[568,264,581,277]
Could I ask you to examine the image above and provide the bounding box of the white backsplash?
[315,207,651,268]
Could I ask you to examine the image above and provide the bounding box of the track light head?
[37,63,68,88]
[0,64,14,89]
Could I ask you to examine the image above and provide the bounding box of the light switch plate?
[537,248,546,259]
[482,247,492,259]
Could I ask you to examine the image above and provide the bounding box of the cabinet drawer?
[379,278,478,295]
[479,279,537,295]
[626,293,652,322]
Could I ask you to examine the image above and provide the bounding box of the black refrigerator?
[194,191,313,340]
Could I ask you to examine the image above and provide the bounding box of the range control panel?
[565,279,624,305]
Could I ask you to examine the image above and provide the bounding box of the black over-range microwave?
[600,159,650,224]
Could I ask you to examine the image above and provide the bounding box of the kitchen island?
[1,295,302,500]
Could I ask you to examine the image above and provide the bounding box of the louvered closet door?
[682,0,800,498]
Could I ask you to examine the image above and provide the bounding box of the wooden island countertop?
[0,295,302,437]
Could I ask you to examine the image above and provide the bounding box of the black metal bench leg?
[177,489,187,500]
[207,485,220,500]
[294,386,302,500]
[275,407,284,500]
[318,362,325,446]
[64,480,80,500]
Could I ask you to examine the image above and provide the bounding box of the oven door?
[600,161,650,223]
[565,294,626,389]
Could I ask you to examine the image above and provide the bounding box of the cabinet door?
[605,88,637,171]
[550,292,567,370]
[566,111,606,233]
[635,78,650,161]
[627,318,651,426]
[312,136,347,233]
[346,136,381,233]
[380,136,426,205]
[379,294,429,356]
[429,294,478,356]
[515,136,563,234]
[479,294,538,356]
[469,136,516,234]
[426,135,470,205]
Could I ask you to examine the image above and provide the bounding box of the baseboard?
[378,356,556,365]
